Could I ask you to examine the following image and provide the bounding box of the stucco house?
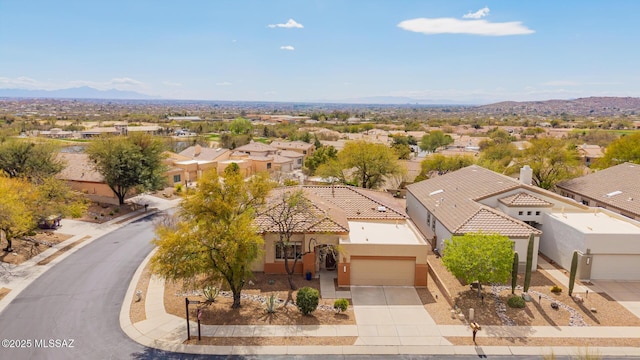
[556,162,640,221]
[406,165,640,280]
[173,145,232,183]
[56,152,126,204]
[270,140,315,160]
[253,185,429,287]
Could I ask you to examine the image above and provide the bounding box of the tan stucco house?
[253,185,429,287]
[57,152,126,204]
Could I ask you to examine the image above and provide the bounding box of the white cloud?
[268,19,304,29]
[463,7,490,19]
[69,77,147,90]
[398,17,534,36]
[216,82,232,86]
[280,45,295,51]
[162,81,182,87]
[0,76,48,89]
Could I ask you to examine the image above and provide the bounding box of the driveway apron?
[351,286,452,346]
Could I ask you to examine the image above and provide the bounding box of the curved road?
[0,213,549,360]
[0,214,206,359]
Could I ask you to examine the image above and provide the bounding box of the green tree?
[477,142,517,173]
[419,130,453,153]
[594,132,640,168]
[229,117,252,135]
[86,133,167,205]
[151,167,272,308]
[391,135,412,160]
[442,232,514,296]
[317,141,404,189]
[414,154,474,182]
[513,137,580,190]
[304,145,337,175]
[0,140,64,182]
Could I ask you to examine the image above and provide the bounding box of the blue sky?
[1,1,638,104]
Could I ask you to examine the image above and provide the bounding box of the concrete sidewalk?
[120,252,640,357]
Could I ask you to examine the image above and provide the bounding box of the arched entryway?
[315,244,338,273]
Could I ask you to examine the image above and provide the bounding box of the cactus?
[511,251,519,294]
[569,251,578,296]
[265,292,279,313]
[523,234,534,293]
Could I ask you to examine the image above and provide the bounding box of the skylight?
[605,190,622,198]
[429,189,444,196]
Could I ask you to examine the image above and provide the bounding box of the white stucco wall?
[406,192,432,241]
[539,213,586,270]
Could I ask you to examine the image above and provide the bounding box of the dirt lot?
[424,253,640,327]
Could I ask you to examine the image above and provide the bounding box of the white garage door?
[350,259,415,286]
[591,255,640,280]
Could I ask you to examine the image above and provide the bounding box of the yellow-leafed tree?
[0,176,38,252]
[151,165,273,308]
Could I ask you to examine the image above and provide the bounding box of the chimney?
[194,144,202,157]
[520,165,533,185]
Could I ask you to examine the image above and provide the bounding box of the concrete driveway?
[591,280,640,319]
[351,286,451,346]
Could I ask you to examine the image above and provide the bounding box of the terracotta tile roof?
[56,153,104,183]
[499,192,553,207]
[455,207,541,237]
[255,188,349,234]
[301,185,407,220]
[255,185,407,234]
[407,165,521,232]
[557,162,640,217]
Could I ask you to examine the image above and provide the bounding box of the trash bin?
[305,271,312,281]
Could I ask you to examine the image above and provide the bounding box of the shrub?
[333,298,349,313]
[550,285,563,293]
[175,184,183,193]
[296,287,319,315]
[507,295,526,308]
[265,293,279,314]
[202,286,219,303]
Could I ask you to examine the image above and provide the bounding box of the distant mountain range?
[476,97,640,116]
[318,96,476,106]
[0,86,155,100]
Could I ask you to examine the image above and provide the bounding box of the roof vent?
[377,206,387,212]
[429,189,444,196]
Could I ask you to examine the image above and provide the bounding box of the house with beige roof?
[253,185,429,287]
[576,144,604,167]
[56,152,126,204]
[269,140,315,160]
[407,165,640,280]
[557,162,640,220]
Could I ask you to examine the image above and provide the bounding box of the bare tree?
[258,189,320,290]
